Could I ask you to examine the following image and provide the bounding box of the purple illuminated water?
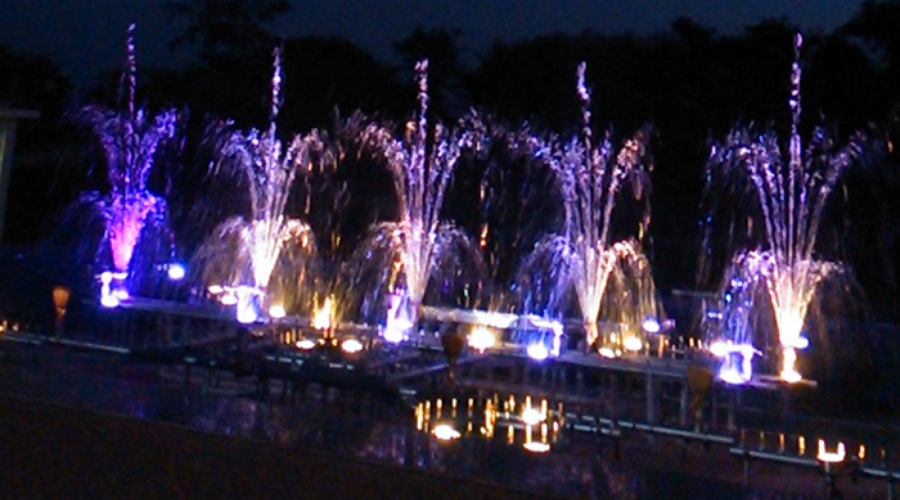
[75,25,179,288]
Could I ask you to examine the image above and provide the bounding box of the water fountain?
[336,60,486,337]
[192,47,319,322]
[517,62,658,352]
[706,255,767,384]
[704,34,866,383]
[72,24,181,306]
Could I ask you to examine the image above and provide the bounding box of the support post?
[742,452,750,487]
[711,387,718,430]
[728,389,737,431]
[781,386,792,418]
[646,371,656,424]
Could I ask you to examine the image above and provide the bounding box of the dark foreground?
[0,393,557,500]
[0,339,894,499]
[1,391,889,500]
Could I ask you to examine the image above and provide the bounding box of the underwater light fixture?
[526,343,549,361]
[341,338,364,354]
[641,316,661,333]
[382,325,408,344]
[718,366,747,385]
[599,346,619,359]
[236,306,258,324]
[710,341,759,384]
[98,270,128,308]
[167,263,186,281]
[220,292,238,306]
[781,367,802,384]
[468,326,496,352]
[296,338,316,350]
[523,441,551,453]
[100,294,120,308]
[236,297,259,324]
[817,440,846,464]
[521,407,545,426]
[432,424,461,441]
[623,336,643,352]
[268,304,286,319]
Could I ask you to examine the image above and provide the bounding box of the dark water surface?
[0,341,856,499]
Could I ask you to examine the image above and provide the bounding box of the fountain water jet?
[519,62,656,350]
[73,24,180,303]
[192,47,319,319]
[704,34,866,382]
[340,60,486,331]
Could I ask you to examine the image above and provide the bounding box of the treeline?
[2,0,899,317]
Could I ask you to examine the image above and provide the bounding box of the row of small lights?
[423,393,860,465]
[295,336,364,355]
[421,395,560,454]
[91,268,851,471]
[739,429,860,466]
[99,263,186,308]
[97,268,809,387]
[101,269,805,386]
[93,265,787,384]
[0,320,20,334]
[467,325,556,361]
[96,273,842,464]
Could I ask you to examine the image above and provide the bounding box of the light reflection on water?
[0,346,794,499]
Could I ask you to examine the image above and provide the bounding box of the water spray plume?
[350,59,483,327]
[705,33,866,382]
[524,62,655,349]
[194,46,318,318]
[74,24,180,302]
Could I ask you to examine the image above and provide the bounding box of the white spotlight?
[167,263,186,281]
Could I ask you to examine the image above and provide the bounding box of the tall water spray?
[521,62,655,350]
[705,34,865,382]
[193,47,319,321]
[75,24,180,305]
[343,60,484,333]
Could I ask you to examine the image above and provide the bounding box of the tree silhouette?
[393,27,467,120]
[166,0,289,67]
[279,36,405,132]
[842,0,900,106]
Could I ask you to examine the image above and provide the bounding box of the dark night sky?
[1,0,867,87]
